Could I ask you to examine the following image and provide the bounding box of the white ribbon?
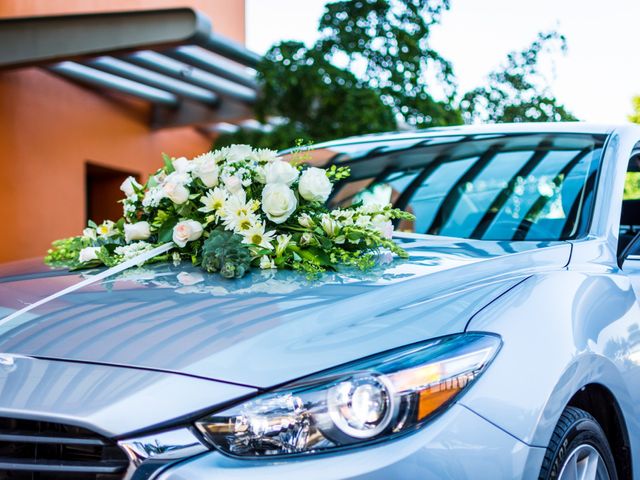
[0,242,174,326]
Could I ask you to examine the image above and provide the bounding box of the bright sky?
[246,0,640,124]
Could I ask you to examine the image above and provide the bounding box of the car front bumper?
[157,404,545,480]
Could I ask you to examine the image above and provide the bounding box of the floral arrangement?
[45,144,413,278]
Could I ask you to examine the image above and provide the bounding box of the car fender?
[460,271,640,457]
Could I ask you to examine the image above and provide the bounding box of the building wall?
[0,0,246,263]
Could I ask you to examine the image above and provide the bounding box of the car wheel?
[539,406,617,480]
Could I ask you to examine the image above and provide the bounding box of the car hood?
[0,354,255,437]
[0,235,570,388]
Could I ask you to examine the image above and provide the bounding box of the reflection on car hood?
[0,354,255,437]
[0,235,570,387]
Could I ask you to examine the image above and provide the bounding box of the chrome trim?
[119,428,208,480]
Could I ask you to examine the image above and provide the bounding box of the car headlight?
[195,333,500,457]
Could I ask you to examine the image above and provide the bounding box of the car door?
[616,151,640,433]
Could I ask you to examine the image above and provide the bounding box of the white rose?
[193,155,219,188]
[163,178,190,205]
[265,161,299,186]
[120,176,141,198]
[298,167,332,202]
[223,175,244,194]
[124,221,151,242]
[172,157,194,174]
[79,247,100,263]
[261,184,298,224]
[172,220,203,248]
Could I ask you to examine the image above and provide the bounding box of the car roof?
[296,122,622,153]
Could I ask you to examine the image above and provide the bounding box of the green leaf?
[317,235,333,250]
[158,216,179,243]
[176,203,193,217]
[347,231,363,242]
[88,220,98,229]
[162,153,175,173]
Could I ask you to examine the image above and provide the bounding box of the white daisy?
[252,148,279,163]
[242,222,275,250]
[199,187,227,215]
[221,144,254,163]
[221,194,259,232]
[96,220,117,237]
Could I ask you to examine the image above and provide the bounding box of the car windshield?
[291,132,607,241]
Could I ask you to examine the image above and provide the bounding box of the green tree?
[218,5,577,151]
[217,0,460,150]
[317,0,461,128]
[461,31,577,123]
[628,95,640,124]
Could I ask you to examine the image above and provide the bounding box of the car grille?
[0,417,129,480]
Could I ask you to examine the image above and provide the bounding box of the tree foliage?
[461,32,577,123]
[628,95,640,125]
[217,0,460,150]
[217,3,576,151]
[256,41,397,143]
[317,0,460,127]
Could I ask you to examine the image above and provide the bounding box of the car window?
[327,133,606,241]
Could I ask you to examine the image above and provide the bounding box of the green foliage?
[628,96,640,124]
[201,228,253,279]
[44,236,87,268]
[461,31,577,123]
[624,172,640,200]
[218,5,576,151]
[217,0,464,150]
[316,0,461,128]
[218,41,397,150]
[326,165,351,181]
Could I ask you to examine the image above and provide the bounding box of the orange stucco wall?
[0,0,247,263]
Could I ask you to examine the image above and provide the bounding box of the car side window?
[618,149,640,265]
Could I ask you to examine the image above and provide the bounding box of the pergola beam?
[127,51,257,104]
[86,57,219,105]
[167,46,259,89]
[200,32,262,68]
[0,9,210,70]
[50,61,179,106]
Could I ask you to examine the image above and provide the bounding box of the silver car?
[1,123,639,480]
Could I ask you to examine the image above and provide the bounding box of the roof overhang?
[0,8,261,129]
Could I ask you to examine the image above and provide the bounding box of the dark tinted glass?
[323,133,606,241]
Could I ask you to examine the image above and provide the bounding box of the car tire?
[539,406,617,480]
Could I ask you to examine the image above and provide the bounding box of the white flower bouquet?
[45,145,413,278]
